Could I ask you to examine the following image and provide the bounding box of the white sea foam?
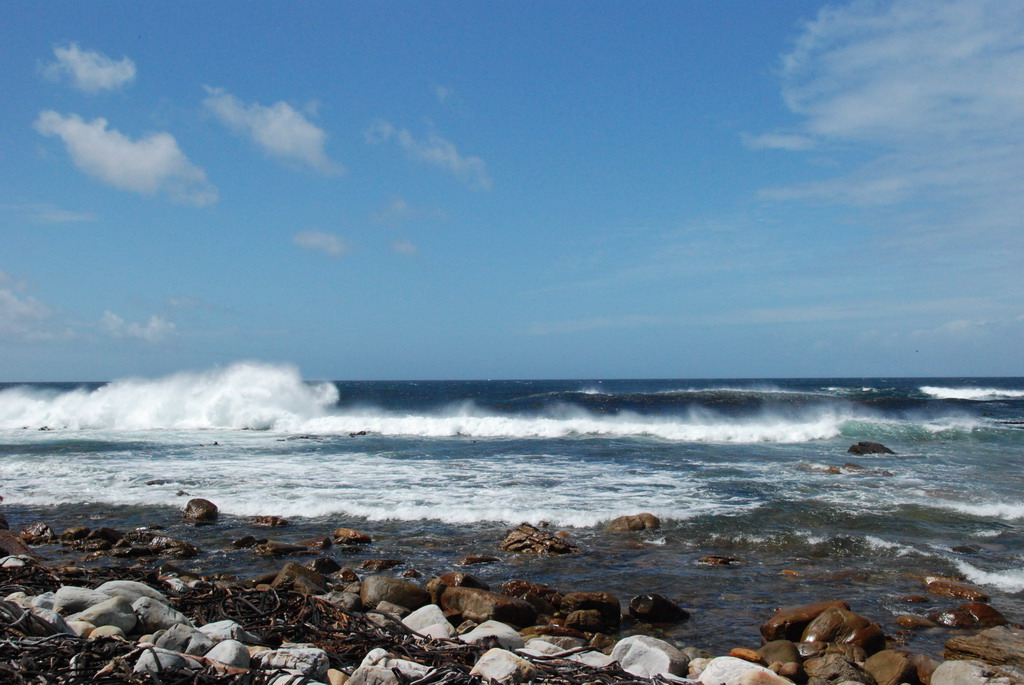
[863,535,917,556]
[943,501,1024,521]
[920,386,1024,401]
[955,560,1024,593]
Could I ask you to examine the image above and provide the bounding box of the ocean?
[1,361,1022,658]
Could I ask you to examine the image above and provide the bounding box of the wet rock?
[801,606,886,655]
[359,575,429,611]
[308,556,342,575]
[361,558,402,571]
[60,526,90,542]
[228,535,261,549]
[442,586,537,627]
[897,615,938,629]
[271,562,329,595]
[111,530,201,559]
[298,535,333,551]
[730,648,768,665]
[333,527,372,544]
[803,653,877,685]
[87,527,124,544]
[606,513,661,532]
[0,514,7,530]
[458,554,499,565]
[565,609,604,632]
[182,498,218,522]
[0,529,36,557]
[778,661,808,684]
[334,567,359,583]
[253,540,307,557]
[20,522,56,544]
[758,640,802,665]
[440,571,489,590]
[848,441,896,455]
[501,580,562,615]
[761,600,851,642]
[699,555,741,566]
[470,647,536,684]
[927,577,990,602]
[908,653,942,685]
[863,650,918,685]
[560,592,621,632]
[500,523,579,555]
[252,515,289,527]
[319,590,362,612]
[944,626,1024,673]
[629,593,689,623]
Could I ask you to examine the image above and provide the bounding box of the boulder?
[629,593,689,623]
[361,558,402,571]
[501,580,562,615]
[459,620,526,650]
[927,577,990,602]
[612,635,690,679]
[333,527,372,544]
[253,647,330,681]
[205,639,251,670]
[560,592,621,632]
[930,659,1018,685]
[458,554,499,565]
[308,556,342,575]
[402,604,451,634]
[470,648,537,684]
[761,600,851,642]
[758,640,802,665]
[439,571,489,590]
[153,623,214,656]
[499,523,579,555]
[358,647,432,679]
[803,653,877,685]
[847,442,895,455]
[252,515,289,527]
[53,586,112,614]
[271,562,329,595]
[606,513,661,532]
[20,522,56,543]
[359,575,429,611]
[565,609,605,632]
[0,530,36,557]
[441,586,537,627]
[182,498,218,522]
[134,647,202,674]
[944,626,1024,673]
[801,606,886,654]
[133,596,191,633]
[96,580,169,606]
[698,657,792,685]
[863,650,918,685]
[198,619,260,645]
[69,596,137,634]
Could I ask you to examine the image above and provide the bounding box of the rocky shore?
[2,503,1024,684]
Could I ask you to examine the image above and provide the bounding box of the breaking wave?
[920,386,1024,401]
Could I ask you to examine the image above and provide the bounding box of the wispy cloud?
[435,85,454,105]
[33,111,217,206]
[43,43,136,93]
[293,230,348,257]
[101,311,175,342]
[756,0,1024,239]
[203,87,342,174]
[372,195,449,225]
[365,120,492,190]
[0,286,52,340]
[391,240,418,256]
[6,203,98,224]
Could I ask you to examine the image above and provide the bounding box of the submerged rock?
[629,593,689,623]
[606,513,661,532]
[847,441,896,455]
[182,498,218,522]
[499,523,579,555]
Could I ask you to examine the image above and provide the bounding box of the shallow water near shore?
[2,363,1023,659]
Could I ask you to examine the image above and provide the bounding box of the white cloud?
[372,195,449,224]
[203,87,342,174]
[293,230,348,257]
[33,111,217,206]
[391,240,418,255]
[758,0,1024,235]
[0,288,52,340]
[101,311,175,342]
[365,120,492,190]
[435,85,454,104]
[45,43,136,93]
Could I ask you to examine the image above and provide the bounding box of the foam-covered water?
[1,362,1023,656]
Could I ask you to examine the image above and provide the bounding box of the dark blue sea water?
[1,362,1022,657]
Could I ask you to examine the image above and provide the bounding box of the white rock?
[133,646,203,673]
[698,656,785,685]
[347,665,401,685]
[470,648,537,684]
[133,596,191,633]
[931,659,1018,685]
[402,603,449,633]
[154,622,214,656]
[97,580,169,606]
[162,577,189,594]
[198,619,260,644]
[54,586,112,614]
[67,620,95,637]
[205,639,251,670]
[30,607,74,635]
[270,676,328,685]
[418,622,455,640]
[69,596,137,634]
[31,592,56,611]
[568,650,616,668]
[610,634,690,679]
[4,591,30,605]
[522,639,564,655]
[458,620,525,650]
[1,556,32,567]
[254,647,330,681]
[359,647,431,678]
[90,625,127,639]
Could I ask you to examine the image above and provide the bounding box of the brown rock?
[297,536,333,551]
[500,523,579,555]
[698,555,740,566]
[847,441,895,455]
[441,586,537,628]
[253,541,307,556]
[252,515,289,527]
[863,650,918,685]
[502,580,563,615]
[182,498,218,522]
[803,653,877,685]
[925,576,989,602]
[360,558,401,571]
[439,572,490,590]
[0,514,7,531]
[628,593,688,623]
[60,526,90,542]
[0,529,36,557]
[333,568,359,583]
[560,592,621,632]
[761,600,851,642]
[897,595,930,603]
[896,615,937,629]
[400,568,421,578]
[458,554,499,565]
[519,624,587,640]
[758,640,802,665]
[86,527,124,544]
[360,575,428,611]
[778,662,807,683]
[272,562,329,595]
[606,513,661,532]
[907,653,941,685]
[564,609,604,633]
[20,522,55,544]
[333,527,372,544]
[729,648,767,665]
[961,602,1009,628]
[308,556,342,575]
[944,625,1024,668]
[229,535,262,549]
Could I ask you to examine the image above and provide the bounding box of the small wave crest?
[921,386,1024,401]
[955,560,1024,593]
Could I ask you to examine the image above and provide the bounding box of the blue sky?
[2,0,1022,381]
